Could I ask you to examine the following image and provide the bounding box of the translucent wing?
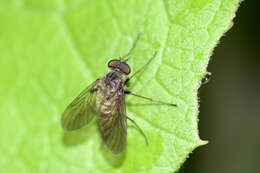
[61,80,98,131]
[99,93,127,154]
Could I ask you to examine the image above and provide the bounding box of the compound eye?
[119,62,131,75]
[108,60,131,75]
[108,60,120,69]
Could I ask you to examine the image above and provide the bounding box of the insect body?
[96,70,127,153]
[61,35,177,154]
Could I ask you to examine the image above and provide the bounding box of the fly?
[61,34,177,154]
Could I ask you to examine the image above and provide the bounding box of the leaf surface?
[0,0,240,172]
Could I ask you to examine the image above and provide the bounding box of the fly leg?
[125,91,177,107]
[121,33,141,61]
[124,51,157,85]
[126,116,149,146]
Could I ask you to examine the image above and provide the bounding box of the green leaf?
[0,0,240,172]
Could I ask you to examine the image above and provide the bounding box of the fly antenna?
[122,33,141,62]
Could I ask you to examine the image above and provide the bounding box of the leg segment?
[126,116,149,146]
[125,51,157,84]
[125,90,177,107]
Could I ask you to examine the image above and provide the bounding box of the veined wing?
[99,93,127,154]
[61,80,98,131]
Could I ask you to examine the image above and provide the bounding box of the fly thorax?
[103,72,124,95]
[97,72,124,116]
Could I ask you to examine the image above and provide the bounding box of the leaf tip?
[199,139,208,146]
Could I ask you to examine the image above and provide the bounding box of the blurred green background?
[180,0,260,173]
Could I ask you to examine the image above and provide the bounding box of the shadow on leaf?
[62,120,97,147]
[100,139,127,168]
[96,121,127,168]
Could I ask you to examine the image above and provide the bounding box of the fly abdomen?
[100,101,113,115]
[99,115,113,137]
[98,99,117,137]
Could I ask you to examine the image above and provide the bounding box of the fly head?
[108,59,131,75]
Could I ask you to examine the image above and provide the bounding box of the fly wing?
[99,93,127,154]
[61,80,98,131]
